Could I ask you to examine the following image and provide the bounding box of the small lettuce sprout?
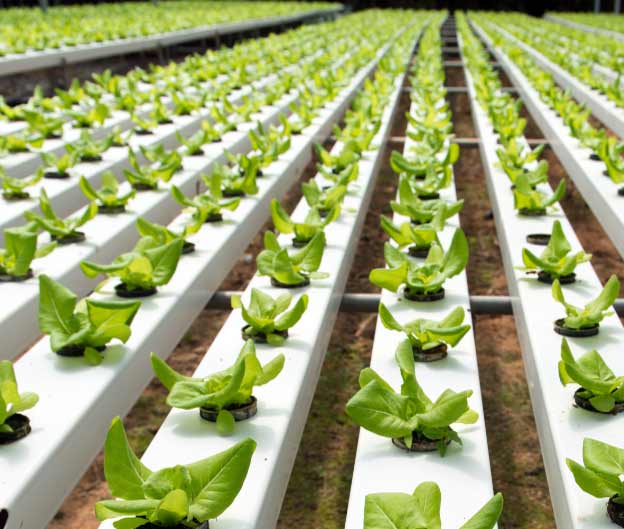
[23,109,64,139]
[231,288,308,344]
[369,229,469,300]
[38,275,140,364]
[346,339,478,456]
[271,198,339,247]
[124,148,179,190]
[95,417,256,526]
[176,129,214,156]
[136,217,198,254]
[380,207,446,257]
[41,151,78,179]
[559,338,624,414]
[204,160,258,198]
[171,183,240,224]
[68,101,110,128]
[379,303,470,361]
[315,142,360,176]
[405,165,453,200]
[66,130,113,162]
[390,177,463,224]
[513,173,566,215]
[552,275,620,333]
[301,180,347,216]
[504,159,549,187]
[520,220,591,283]
[25,188,97,244]
[566,438,624,523]
[0,133,44,156]
[364,482,503,529]
[79,172,136,213]
[151,340,284,434]
[140,144,183,172]
[598,136,624,185]
[0,227,55,280]
[0,361,39,438]
[256,231,328,288]
[496,137,545,172]
[1,165,43,200]
[390,144,459,179]
[80,236,184,297]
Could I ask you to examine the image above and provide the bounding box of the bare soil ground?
[45,27,624,529]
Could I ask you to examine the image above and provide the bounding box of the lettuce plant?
[390,144,459,180]
[566,438,624,525]
[176,129,215,157]
[503,159,549,188]
[379,303,470,361]
[66,130,113,162]
[364,481,503,529]
[346,339,478,456]
[67,101,110,128]
[38,275,140,364]
[0,227,56,280]
[0,360,39,441]
[496,138,544,172]
[405,166,453,200]
[171,184,240,225]
[41,151,78,179]
[25,189,98,244]
[23,109,64,139]
[140,144,183,173]
[390,177,463,224]
[231,288,308,344]
[204,161,258,198]
[520,220,591,283]
[124,148,179,190]
[248,121,291,168]
[0,133,43,156]
[136,217,198,254]
[513,173,566,215]
[301,180,347,216]
[151,340,284,434]
[110,125,134,147]
[131,112,158,135]
[380,207,446,257]
[81,237,184,297]
[257,231,328,288]
[369,229,469,300]
[598,136,624,185]
[271,199,339,247]
[552,275,620,334]
[559,338,624,414]
[80,172,136,213]
[315,142,360,176]
[1,166,43,200]
[95,417,256,527]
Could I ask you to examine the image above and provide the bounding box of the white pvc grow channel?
[98,27,420,529]
[544,14,624,43]
[471,19,624,261]
[462,35,624,529]
[344,53,496,529]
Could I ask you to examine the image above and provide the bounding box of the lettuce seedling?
[0,360,38,436]
[496,137,545,172]
[110,125,134,147]
[248,121,291,167]
[81,237,184,296]
[0,133,44,155]
[559,338,624,414]
[151,340,284,434]
[176,129,214,156]
[231,288,308,344]
[199,119,223,143]
[204,160,258,198]
[171,184,240,225]
[38,275,140,364]
[67,101,110,128]
[566,438,624,522]
[390,144,459,179]
[598,136,624,184]
[364,482,503,529]
[130,111,158,135]
[520,220,591,282]
[552,275,620,331]
[390,177,463,224]
[406,165,453,200]
[1,166,43,200]
[346,339,478,455]
[379,303,470,360]
[502,159,549,187]
[271,199,339,247]
[380,207,446,256]
[66,130,113,162]
[513,173,566,215]
[369,229,469,299]
[150,96,174,125]
[23,109,64,139]
[136,216,199,254]
[124,148,179,190]
[315,142,360,176]
[257,231,328,288]
[140,144,183,173]
[0,227,55,279]
[41,151,78,178]
[95,417,256,526]
[301,180,347,217]
[80,172,136,213]
[24,188,97,243]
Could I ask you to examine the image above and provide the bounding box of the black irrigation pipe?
[205,291,624,316]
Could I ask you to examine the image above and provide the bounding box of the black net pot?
[608,496,624,528]
[115,283,158,298]
[537,271,576,285]
[574,388,624,416]
[200,397,258,423]
[0,414,32,445]
[56,344,106,357]
[413,343,448,363]
[270,277,310,289]
[52,231,86,245]
[98,204,126,214]
[392,430,450,453]
[0,269,33,282]
[526,233,551,245]
[554,319,599,338]
[403,286,445,302]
